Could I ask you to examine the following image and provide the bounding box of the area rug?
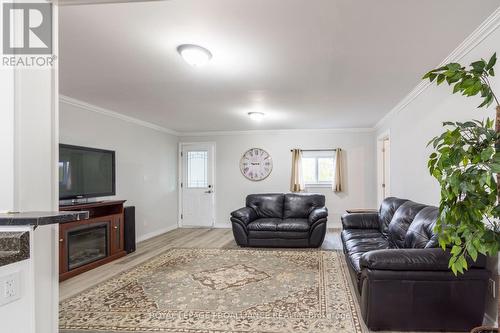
[60,248,363,333]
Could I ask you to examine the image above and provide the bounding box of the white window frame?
[302,150,336,188]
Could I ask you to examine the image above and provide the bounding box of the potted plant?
[423,53,499,333]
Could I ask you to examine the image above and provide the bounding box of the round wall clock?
[240,148,273,181]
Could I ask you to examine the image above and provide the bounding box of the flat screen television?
[59,144,116,200]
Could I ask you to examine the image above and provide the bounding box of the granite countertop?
[0,231,30,267]
[0,211,89,227]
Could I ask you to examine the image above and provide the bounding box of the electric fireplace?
[66,223,108,271]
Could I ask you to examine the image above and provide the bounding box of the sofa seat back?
[378,197,441,249]
[378,197,409,237]
[387,201,427,248]
[245,193,326,220]
[246,193,284,218]
[404,206,439,248]
[283,193,325,218]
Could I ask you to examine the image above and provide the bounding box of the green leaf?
[451,245,461,255]
[486,52,497,70]
[468,245,478,261]
[437,74,446,85]
[471,60,485,73]
[478,94,493,108]
[481,146,494,161]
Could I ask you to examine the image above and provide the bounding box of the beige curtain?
[333,148,344,192]
[290,149,304,192]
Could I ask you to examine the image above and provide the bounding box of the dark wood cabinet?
[59,200,126,281]
[110,214,124,255]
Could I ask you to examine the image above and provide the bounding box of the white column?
[0,65,15,212]
[0,2,60,332]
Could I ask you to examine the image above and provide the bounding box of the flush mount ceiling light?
[177,44,212,67]
[248,112,265,121]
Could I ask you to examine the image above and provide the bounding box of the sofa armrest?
[230,207,257,225]
[308,207,328,224]
[341,212,379,230]
[360,248,486,271]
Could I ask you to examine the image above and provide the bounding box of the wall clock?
[240,148,273,181]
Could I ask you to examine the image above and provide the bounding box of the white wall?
[59,100,179,242]
[376,25,500,206]
[181,129,377,228]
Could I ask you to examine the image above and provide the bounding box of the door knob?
[205,190,212,194]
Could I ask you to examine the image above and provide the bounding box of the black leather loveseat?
[230,193,328,247]
[342,197,489,332]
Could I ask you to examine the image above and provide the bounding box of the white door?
[180,143,215,227]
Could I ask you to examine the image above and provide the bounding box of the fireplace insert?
[66,223,108,271]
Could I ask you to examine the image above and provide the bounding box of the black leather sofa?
[342,197,489,332]
[230,193,328,247]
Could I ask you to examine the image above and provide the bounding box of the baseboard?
[213,223,231,229]
[137,224,177,243]
[483,313,496,327]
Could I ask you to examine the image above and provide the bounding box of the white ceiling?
[59,0,500,133]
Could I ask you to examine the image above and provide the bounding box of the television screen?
[59,144,115,200]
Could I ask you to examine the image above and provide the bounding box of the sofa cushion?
[379,197,409,237]
[246,194,284,218]
[387,201,427,248]
[247,218,281,231]
[344,237,389,292]
[283,193,325,218]
[404,206,439,249]
[278,218,310,232]
[341,229,382,243]
[344,237,389,254]
[248,230,309,239]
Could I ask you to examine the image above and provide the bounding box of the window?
[186,151,208,188]
[302,150,335,187]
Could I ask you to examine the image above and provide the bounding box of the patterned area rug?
[60,248,363,333]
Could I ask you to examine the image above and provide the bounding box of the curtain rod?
[290,149,337,152]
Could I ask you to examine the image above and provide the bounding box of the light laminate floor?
[59,227,343,300]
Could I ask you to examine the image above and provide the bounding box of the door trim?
[178,142,216,228]
[376,131,390,206]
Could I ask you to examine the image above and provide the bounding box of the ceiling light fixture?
[177,44,212,67]
[248,112,265,121]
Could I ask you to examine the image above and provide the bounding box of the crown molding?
[60,96,374,137]
[374,6,500,130]
[178,127,375,137]
[59,95,180,136]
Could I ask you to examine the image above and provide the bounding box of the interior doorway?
[179,142,216,228]
[377,132,391,205]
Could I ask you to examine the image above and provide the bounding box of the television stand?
[59,200,127,281]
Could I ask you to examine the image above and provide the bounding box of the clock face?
[240,148,273,181]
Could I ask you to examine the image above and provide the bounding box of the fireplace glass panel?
[68,224,108,270]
